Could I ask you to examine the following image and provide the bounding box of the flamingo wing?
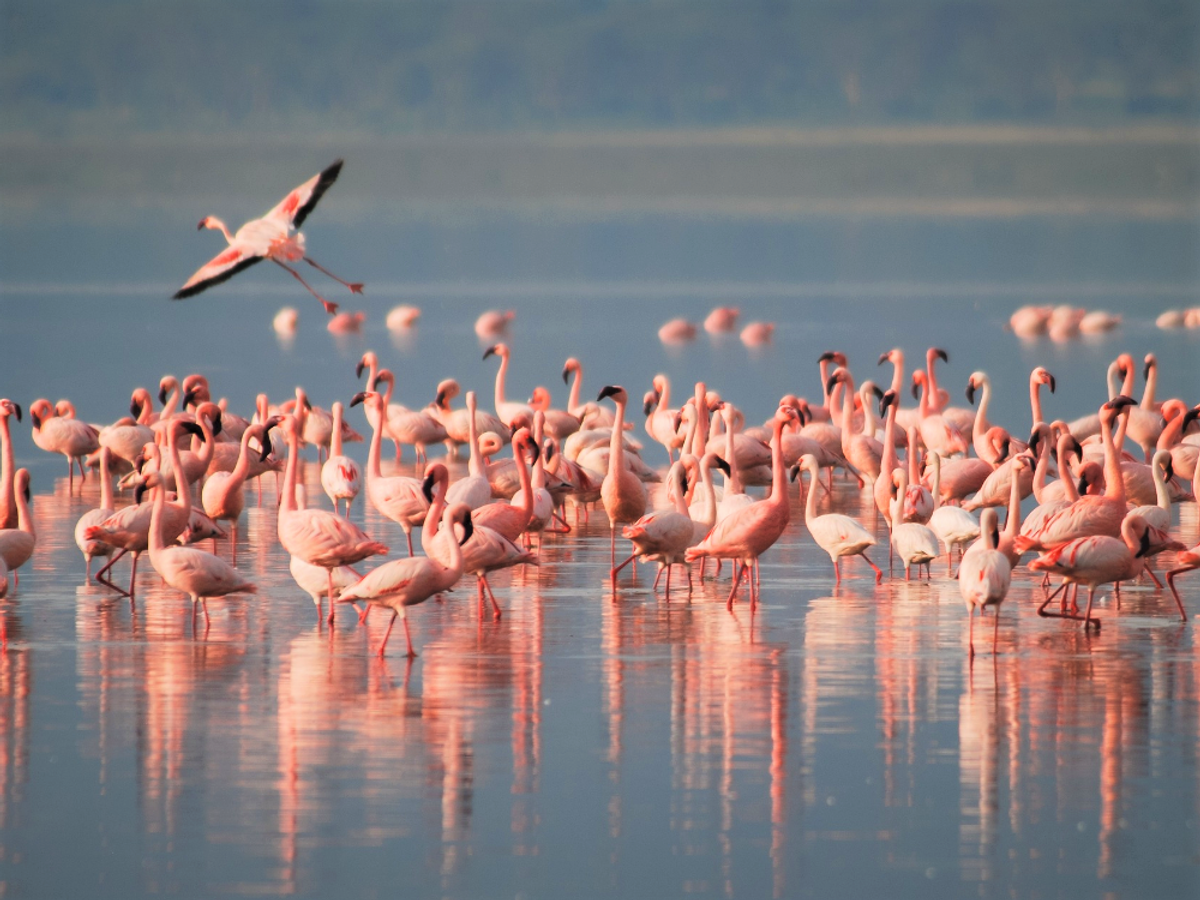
[173,246,263,299]
[265,159,344,229]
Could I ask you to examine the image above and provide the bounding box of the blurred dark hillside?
[2,0,1196,136]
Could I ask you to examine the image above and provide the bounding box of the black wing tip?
[171,256,262,300]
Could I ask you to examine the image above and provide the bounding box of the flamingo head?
[597,385,625,404]
[1033,367,1056,393]
[421,463,449,503]
[349,390,382,413]
[28,398,53,429]
[929,347,948,364]
[0,399,21,422]
[819,350,847,367]
[880,389,897,416]
[561,358,580,384]
[1143,353,1157,380]
[434,379,459,409]
[529,386,551,411]
[482,343,507,361]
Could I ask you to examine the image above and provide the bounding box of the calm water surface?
[1,200,1199,898]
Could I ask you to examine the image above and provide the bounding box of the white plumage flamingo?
[958,508,1011,657]
[794,453,881,585]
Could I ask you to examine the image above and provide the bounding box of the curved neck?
[767,416,788,506]
[420,475,449,556]
[888,352,904,396]
[1152,454,1171,511]
[566,366,582,414]
[280,423,300,514]
[1002,467,1022,539]
[165,429,192,511]
[148,482,167,557]
[230,428,257,486]
[14,477,33,538]
[204,216,235,243]
[493,352,510,414]
[803,460,820,523]
[438,510,466,583]
[1118,361,1135,399]
[880,401,899,475]
[609,398,627,475]
[723,409,743,494]
[818,358,833,406]
[1058,439,1080,503]
[974,376,993,438]
[366,399,385,479]
[926,352,944,412]
[692,385,709,458]
[1099,412,1126,502]
[161,384,180,419]
[99,449,114,509]
[1028,375,1044,428]
[655,378,671,411]
[0,414,13,526]
[928,452,942,511]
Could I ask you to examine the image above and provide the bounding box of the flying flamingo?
[338,503,473,657]
[276,413,388,621]
[144,470,256,629]
[173,159,362,315]
[958,507,1011,657]
[685,405,798,609]
[320,402,361,516]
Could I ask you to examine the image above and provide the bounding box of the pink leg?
[402,616,417,658]
[611,553,637,584]
[273,259,339,315]
[968,605,975,658]
[1166,565,1195,621]
[377,611,397,657]
[481,576,502,619]
[862,552,883,584]
[725,563,745,611]
[405,529,414,557]
[304,256,364,294]
[992,603,1000,653]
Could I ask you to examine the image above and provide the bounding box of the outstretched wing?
[172,246,263,300]
[265,159,344,229]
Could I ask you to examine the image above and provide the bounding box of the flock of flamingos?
[2,160,1198,660]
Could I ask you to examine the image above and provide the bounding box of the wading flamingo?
[958,507,1011,657]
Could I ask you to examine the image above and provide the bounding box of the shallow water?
[1,188,1200,897]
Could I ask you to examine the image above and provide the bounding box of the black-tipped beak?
[1136,527,1152,558]
[877,351,890,366]
[910,381,920,401]
[714,456,731,476]
[824,374,839,395]
[870,385,884,401]
[211,411,223,436]
[158,385,169,405]
[999,438,1011,462]
[527,440,541,465]
[880,391,896,415]
[818,351,837,363]
[30,410,41,429]
[1164,456,1175,481]
[1105,395,1136,412]
[1071,437,1083,457]
[259,436,271,462]
[642,395,656,416]
[459,511,474,546]
[422,472,436,503]
[1183,407,1200,431]
[302,396,312,411]
[991,527,1001,548]
[934,347,948,363]
[1028,428,1042,457]
[482,345,498,360]
[434,389,446,407]
[1143,359,1153,380]
[183,389,198,409]
[597,385,619,402]
[135,482,148,504]
[195,219,206,230]
[180,421,204,438]
[350,391,369,408]
[12,403,21,423]
[561,366,570,385]
[965,382,977,405]
[1078,472,1089,495]
[672,411,683,432]
[789,464,801,483]
[355,360,365,379]
[1047,373,1057,393]
[130,398,141,418]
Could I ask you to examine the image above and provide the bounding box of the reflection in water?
[0,384,1198,897]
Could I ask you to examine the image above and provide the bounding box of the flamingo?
[475,309,514,339]
[527,386,581,441]
[445,391,494,511]
[144,470,256,628]
[740,322,775,346]
[794,453,882,585]
[889,466,940,581]
[424,464,537,619]
[1029,513,1170,629]
[203,422,275,558]
[684,405,798,608]
[74,446,116,580]
[373,370,446,464]
[958,508,1011,657]
[1009,305,1052,337]
[320,401,361,516]
[430,379,508,452]
[173,159,361,315]
[273,306,298,336]
[511,411,557,547]
[29,398,99,488]
[276,413,388,622]
[620,461,697,599]
[472,428,540,544]
[386,304,421,330]
[704,306,739,333]
[287,484,362,624]
[0,399,21,528]
[911,370,969,458]
[658,318,697,343]
[828,368,883,483]
[338,503,473,658]
[595,386,650,579]
[0,469,35,586]
[644,374,684,463]
[925,451,980,574]
[350,391,429,555]
[482,342,534,427]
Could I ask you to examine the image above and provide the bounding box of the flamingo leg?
[833,558,841,585]
[402,615,417,658]
[378,610,397,657]
[482,576,502,619]
[1165,565,1195,621]
[1037,580,1069,617]
[653,566,664,592]
[326,569,337,624]
[725,563,745,611]
[862,552,883,584]
[95,548,129,595]
[273,259,339,315]
[992,603,1000,653]
[304,256,364,294]
[611,553,636,584]
[968,605,975,658]
[1145,566,1162,589]
[1081,586,1101,630]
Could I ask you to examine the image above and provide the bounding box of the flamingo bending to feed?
[793,453,881,585]
[620,461,698,599]
[276,413,388,622]
[320,402,361,516]
[958,508,1011,657]
[685,405,798,609]
[339,503,473,657]
[144,470,256,628]
[74,446,116,580]
[173,159,361,315]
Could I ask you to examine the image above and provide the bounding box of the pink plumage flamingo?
[320,401,361,516]
[29,398,99,489]
[958,508,1011,657]
[0,469,35,587]
[471,427,540,543]
[0,399,21,528]
[597,386,649,579]
[482,342,534,428]
[74,446,116,580]
[202,422,275,559]
[338,503,473,658]
[173,159,361,315]
[144,470,256,628]
[276,413,388,622]
[704,306,739,333]
[685,405,798,608]
[350,391,429,555]
[621,461,697,599]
